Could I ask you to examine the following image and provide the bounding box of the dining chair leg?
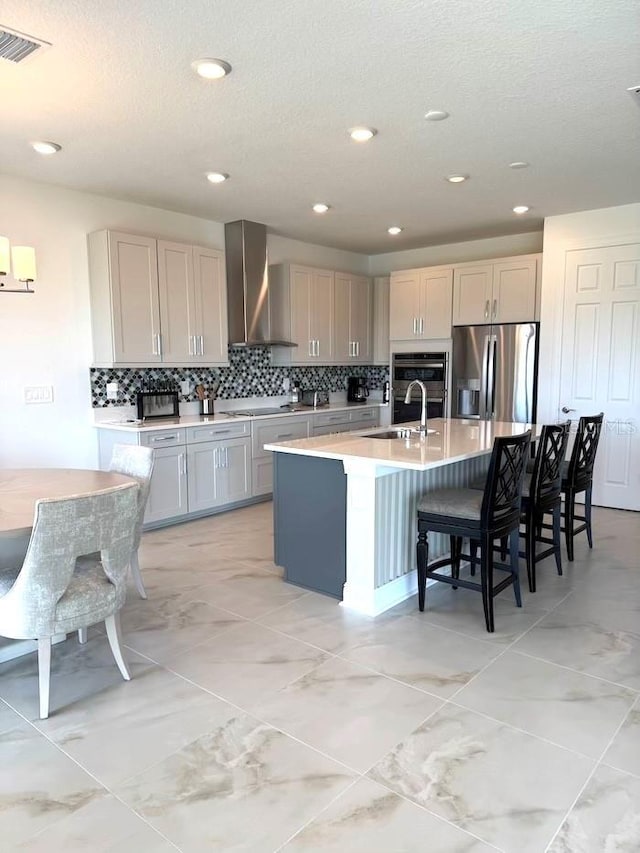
[480,535,495,633]
[417,530,428,612]
[585,485,594,548]
[130,551,147,600]
[510,529,522,607]
[564,489,576,562]
[37,637,52,720]
[105,612,131,681]
[552,504,563,575]
[78,627,88,644]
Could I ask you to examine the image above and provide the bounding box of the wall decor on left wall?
[0,237,37,293]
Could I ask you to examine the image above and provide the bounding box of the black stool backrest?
[566,413,604,489]
[481,430,531,527]
[531,421,571,507]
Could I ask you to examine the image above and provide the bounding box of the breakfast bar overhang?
[266,418,535,616]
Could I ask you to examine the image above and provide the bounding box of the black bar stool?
[415,431,531,633]
[559,413,604,561]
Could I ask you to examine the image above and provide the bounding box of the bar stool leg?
[525,509,537,593]
[565,489,576,561]
[480,534,495,633]
[552,503,563,575]
[510,528,522,607]
[585,484,594,548]
[417,529,428,612]
[450,535,460,589]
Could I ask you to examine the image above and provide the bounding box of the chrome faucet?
[404,380,429,435]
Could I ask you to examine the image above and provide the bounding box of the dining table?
[0,468,136,663]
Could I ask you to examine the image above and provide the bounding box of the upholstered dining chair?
[415,431,531,633]
[0,483,138,719]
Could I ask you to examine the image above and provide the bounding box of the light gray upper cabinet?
[452,255,539,325]
[334,272,372,363]
[389,267,453,341]
[372,275,390,365]
[88,230,228,367]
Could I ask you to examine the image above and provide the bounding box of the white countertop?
[94,401,386,432]
[264,418,535,472]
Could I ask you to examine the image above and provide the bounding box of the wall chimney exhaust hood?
[225,220,296,347]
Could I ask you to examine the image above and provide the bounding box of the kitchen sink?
[364,428,438,439]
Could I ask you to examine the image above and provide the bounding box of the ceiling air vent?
[0,26,50,64]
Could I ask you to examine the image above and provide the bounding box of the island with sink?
[266,417,534,616]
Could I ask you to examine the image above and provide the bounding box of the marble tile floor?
[0,502,639,851]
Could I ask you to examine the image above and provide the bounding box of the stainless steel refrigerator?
[451,322,538,422]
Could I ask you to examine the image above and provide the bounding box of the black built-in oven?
[392,352,447,425]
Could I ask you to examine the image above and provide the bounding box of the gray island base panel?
[273,453,347,598]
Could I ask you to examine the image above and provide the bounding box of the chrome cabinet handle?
[276,432,294,439]
[492,299,498,319]
[188,335,194,356]
[309,340,313,357]
[151,434,178,442]
[224,446,229,467]
[213,447,219,468]
[199,335,204,355]
[156,333,163,357]
[315,340,320,357]
[484,300,490,320]
[561,406,576,413]
[419,318,424,334]
[412,317,417,335]
[179,453,186,476]
[152,333,159,355]
[356,340,360,356]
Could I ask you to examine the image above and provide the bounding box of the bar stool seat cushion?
[417,487,483,521]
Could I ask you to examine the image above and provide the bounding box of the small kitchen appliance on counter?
[347,377,369,403]
[136,387,180,420]
[301,389,329,407]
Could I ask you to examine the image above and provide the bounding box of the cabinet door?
[373,276,390,365]
[144,446,188,523]
[186,442,220,512]
[311,269,334,362]
[350,275,372,361]
[389,272,420,339]
[216,437,252,505]
[290,266,314,362]
[193,246,228,364]
[109,232,161,362]
[157,240,194,363]
[419,268,453,339]
[452,265,493,325]
[333,272,352,362]
[491,258,537,323]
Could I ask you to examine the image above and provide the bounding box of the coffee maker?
[347,377,369,403]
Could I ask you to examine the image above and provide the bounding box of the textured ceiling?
[1,0,639,253]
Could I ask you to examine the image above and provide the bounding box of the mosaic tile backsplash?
[90,346,389,407]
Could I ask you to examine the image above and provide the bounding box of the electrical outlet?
[180,380,190,396]
[282,377,290,392]
[24,385,54,404]
[106,382,119,400]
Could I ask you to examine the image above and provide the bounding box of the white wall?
[267,233,368,273]
[537,203,640,424]
[367,231,542,275]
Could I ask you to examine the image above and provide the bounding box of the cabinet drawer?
[348,407,378,426]
[186,421,249,444]
[140,428,186,448]
[252,416,309,459]
[314,411,350,428]
[312,424,351,437]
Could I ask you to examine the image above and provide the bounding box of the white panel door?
[559,244,640,509]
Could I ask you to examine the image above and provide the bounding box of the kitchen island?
[266,418,533,616]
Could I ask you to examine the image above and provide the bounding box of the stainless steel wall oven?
[392,352,447,425]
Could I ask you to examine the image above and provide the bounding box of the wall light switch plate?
[282,377,290,392]
[106,382,119,400]
[24,385,54,404]
[180,381,190,396]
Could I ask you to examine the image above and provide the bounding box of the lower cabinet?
[187,437,252,512]
[144,445,189,524]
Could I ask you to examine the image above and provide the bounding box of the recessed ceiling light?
[312,203,330,214]
[424,110,449,121]
[513,205,530,215]
[191,58,232,79]
[446,174,468,183]
[349,127,376,142]
[388,226,402,235]
[32,141,61,155]
[509,161,529,169]
[206,172,228,184]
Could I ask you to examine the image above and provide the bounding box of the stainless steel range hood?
[224,220,296,347]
